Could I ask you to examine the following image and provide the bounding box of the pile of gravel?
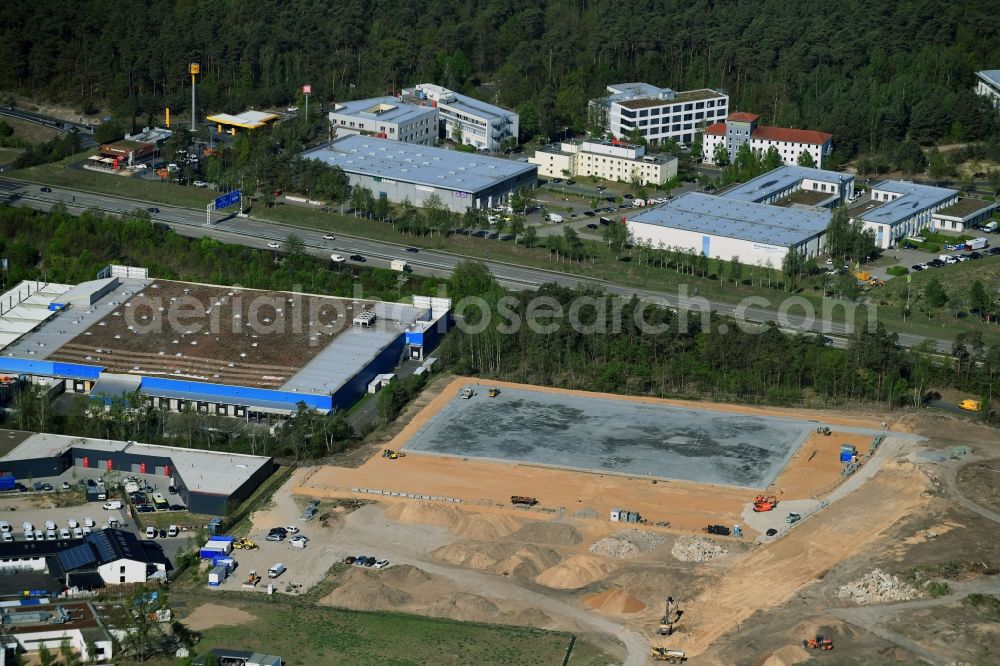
[671,536,728,562]
[836,568,921,605]
[589,529,666,560]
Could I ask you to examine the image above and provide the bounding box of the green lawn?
[144,595,615,666]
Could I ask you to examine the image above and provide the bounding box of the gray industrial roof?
[860,181,957,226]
[606,82,669,97]
[977,70,1000,87]
[1,432,270,495]
[302,136,537,193]
[331,96,437,125]
[444,94,508,122]
[629,192,830,246]
[282,321,403,394]
[721,166,854,203]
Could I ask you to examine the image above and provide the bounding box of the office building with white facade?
[975,70,1000,110]
[703,112,833,167]
[852,181,958,249]
[529,139,678,186]
[402,84,518,151]
[328,97,439,145]
[589,82,729,146]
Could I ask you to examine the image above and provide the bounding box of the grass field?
[1,115,62,142]
[141,593,613,666]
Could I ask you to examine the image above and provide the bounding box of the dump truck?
[649,647,686,663]
[487,387,499,397]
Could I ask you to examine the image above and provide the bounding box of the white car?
[289,535,308,548]
[59,528,71,540]
[374,559,390,569]
[330,254,345,263]
[44,520,56,530]
[84,517,95,527]
[193,180,208,188]
[145,526,156,538]
[323,234,335,240]
[267,241,281,249]
[24,531,35,542]
[67,518,79,529]
[72,527,83,538]
[284,526,300,534]
[1,533,11,543]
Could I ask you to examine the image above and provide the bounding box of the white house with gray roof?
[329,97,439,145]
[403,84,519,151]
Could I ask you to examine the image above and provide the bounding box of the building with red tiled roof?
[703,113,832,167]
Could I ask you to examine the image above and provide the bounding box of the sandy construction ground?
[183,602,257,631]
[272,379,1000,665]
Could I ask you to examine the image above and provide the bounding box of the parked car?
[67,519,78,529]
[285,526,299,534]
[59,528,71,540]
[374,559,390,569]
[169,504,186,511]
[364,557,377,567]
[136,505,154,513]
[167,485,177,495]
[158,528,167,538]
[146,526,156,538]
[84,517,95,527]
[72,527,83,538]
[911,264,924,271]
[353,555,368,566]
[167,525,179,537]
[103,501,122,510]
[289,535,308,548]
[344,556,357,565]
[586,223,599,230]
[565,179,576,185]
[44,520,56,530]
[61,481,71,490]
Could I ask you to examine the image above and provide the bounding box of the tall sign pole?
[189,63,200,132]
[302,84,312,124]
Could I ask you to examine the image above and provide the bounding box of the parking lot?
[208,470,390,594]
[0,493,129,542]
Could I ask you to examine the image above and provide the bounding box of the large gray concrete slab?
[402,384,818,488]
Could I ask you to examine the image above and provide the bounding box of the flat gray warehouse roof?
[721,165,854,203]
[331,97,437,125]
[301,136,536,193]
[1,432,270,495]
[629,191,830,246]
[861,181,957,226]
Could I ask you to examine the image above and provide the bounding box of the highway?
[0,177,956,353]
[0,107,97,148]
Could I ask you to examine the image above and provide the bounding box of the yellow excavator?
[233,537,258,550]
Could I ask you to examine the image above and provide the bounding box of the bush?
[927,581,950,597]
[886,265,908,276]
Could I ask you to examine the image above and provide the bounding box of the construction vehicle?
[242,570,261,589]
[752,495,779,512]
[510,495,538,506]
[649,647,686,663]
[802,636,833,650]
[460,387,474,399]
[233,538,259,551]
[656,597,682,635]
[959,399,982,412]
[487,387,499,397]
[816,426,831,435]
[383,449,400,459]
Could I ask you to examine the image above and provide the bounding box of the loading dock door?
[131,463,143,473]
[74,457,87,468]
[154,466,166,476]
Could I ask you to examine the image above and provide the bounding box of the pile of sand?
[583,588,647,614]
[183,603,257,631]
[431,541,562,579]
[535,554,615,590]
[589,529,666,559]
[320,563,553,627]
[384,502,522,539]
[508,521,582,546]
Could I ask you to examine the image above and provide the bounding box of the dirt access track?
[279,377,970,665]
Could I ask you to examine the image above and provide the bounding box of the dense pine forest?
[3,0,999,162]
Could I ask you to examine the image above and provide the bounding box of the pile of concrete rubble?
[671,536,729,562]
[836,568,921,604]
[589,529,666,560]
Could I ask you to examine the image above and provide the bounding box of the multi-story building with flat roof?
[975,70,1000,110]
[702,113,833,167]
[328,97,438,146]
[529,139,677,186]
[402,84,518,151]
[589,82,730,146]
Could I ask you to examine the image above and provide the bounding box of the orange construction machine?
[802,636,833,650]
[752,495,779,512]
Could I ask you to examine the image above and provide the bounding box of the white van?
[167,525,179,538]
[46,529,57,540]
[59,528,71,540]
[267,563,286,578]
[44,520,56,530]
[103,500,122,510]
[22,521,33,533]
[0,521,10,533]
[145,526,156,538]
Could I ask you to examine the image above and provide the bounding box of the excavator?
[649,647,686,663]
[752,495,779,512]
[802,636,834,650]
[383,449,405,459]
[487,387,499,397]
[656,596,682,636]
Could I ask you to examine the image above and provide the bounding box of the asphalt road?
[0,106,97,148]
[0,177,956,353]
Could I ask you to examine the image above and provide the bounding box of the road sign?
[214,190,241,210]
[302,84,312,94]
